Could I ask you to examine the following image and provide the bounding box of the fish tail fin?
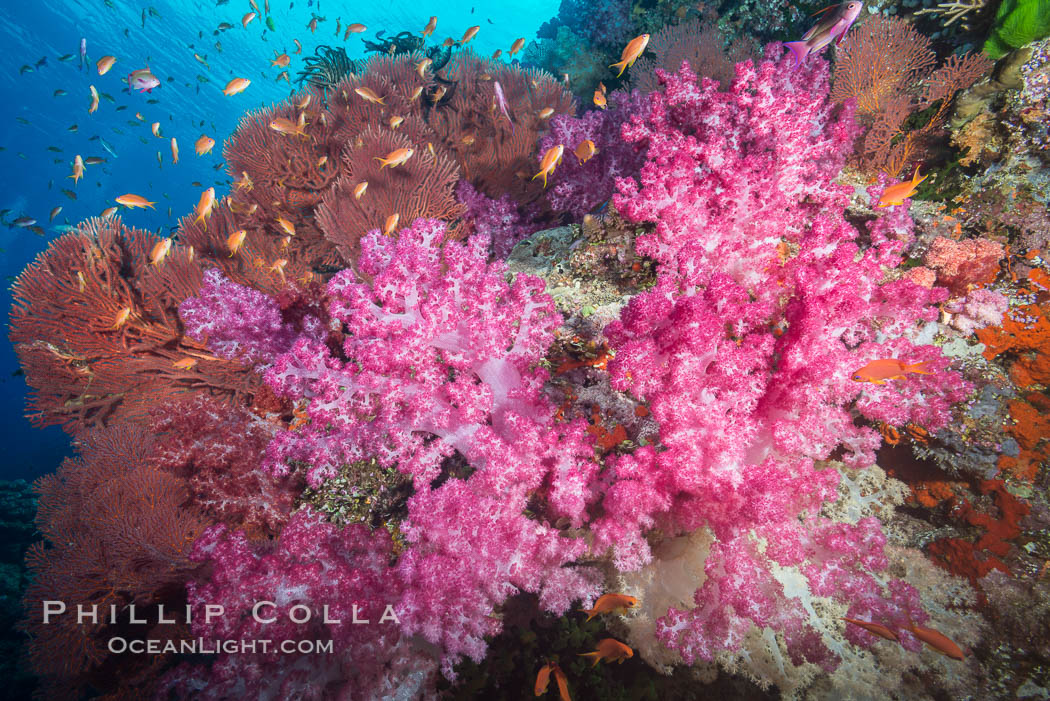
[609,60,628,77]
[782,42,809,68]
[582,608,596,621]
[905,361,933,375]
[577,652,601,666]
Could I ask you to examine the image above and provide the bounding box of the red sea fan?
[831,15,990,176]
[316,123,465,262]
[150,395,302,539]
[22,423,209,699]
[9,217,266,432]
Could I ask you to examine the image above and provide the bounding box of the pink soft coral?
[596,44,971,669]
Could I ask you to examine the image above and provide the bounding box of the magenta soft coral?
[614,46,861,282]
[181,217,603,676]
[598,45,971,669]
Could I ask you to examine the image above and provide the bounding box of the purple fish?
[493,80,513,133]
[783,1,864,68]
[79,37,87,71]
[128,67,160,93]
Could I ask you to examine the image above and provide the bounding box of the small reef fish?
[383,212,400,235]
[151,122,161,137]
[149,237,172,265]
[850,359,931,385]
[374,147,413,169]
[907,624,965,660]
[69,155,85,184]
[460,25,480,45]
[532,144,564,187]
[110,307,131,330]
[354,86,384,104]
[194,187,216,229]
[611,33,650,77]
[173,357,198,370]
[388,115,403,129]
[509,37,525,55]
[579,638,633,666]
[842,617,899,642]
[223,77,251,95]
[416,57,432,78]
[275,216,296,237]
[96,55,116,75]
[116,193,156,209]
[242,12,257,28]
[171,137,179,163]
[581,593,637,620]
[537,107,554,119]
[593,89,607,109]
[100,206,117,218]
[128,67,160,92]
[535,663,571,699]
[535,663,552,696]
[195,135,215,155]
[272,52,291,67]
[552,665,570,701]
[346,23,366,33]
[234,171,253,191]
[49,206,62,222]
[493,81,513,131]
[783,1,864,67]
[80,37,88,71]
[878,165,928,207]
[421,16,437,38]
[293,39,302,54]
[270,112,308,137]
[227,228,246,255]
[353,181,368,199]
[89,85,99,113]
[277,70,290,83]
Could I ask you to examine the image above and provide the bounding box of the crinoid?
[295,45,357,98]
[361,30,425,55]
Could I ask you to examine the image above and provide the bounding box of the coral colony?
[10,9,1050,701]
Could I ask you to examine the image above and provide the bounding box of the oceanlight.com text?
[108,637,335,655]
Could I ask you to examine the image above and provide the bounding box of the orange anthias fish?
[908,624,965,660]
[227,229,247,256]
[850,359,932,385]
[109,307,131,330]
[171,137,179,164]
[537,107,554,119]
[96,55,116,75]
[460,25,480,45]
[234,171,254,191]
[842,617,900,643]
[383,212,400,236]
[116,193,156,209]
[575,139,598,164]
[353,181,368,199]
[532,144,564,187]
[509,37,525,55]
[346,23,366,33]
[195,135,215,155]
[293,39,303,54]
[417,58,433,78]
[151,121,161,137]
[593,89,607,109]
[276,216,297,237]
[88,85,99,113]
[194,187,216,229]
[579,638,633,666]
[877,165,929,207]
[551,665,570,701]
[374,147,413,169]
[223,77,251,95]
[100,206,118,219]
[149,237,172,265]
[534,663,552,695]
[422,16,437,38]
[69,154,85,184]
[270,112,308,138]
[242,11,257,28]
[173,357,198,370]
[271,52,291,67]
[354,86,385,104]
[581,593,637,621]
[611,33,650,77]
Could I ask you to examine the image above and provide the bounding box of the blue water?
[0,0,556,480]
